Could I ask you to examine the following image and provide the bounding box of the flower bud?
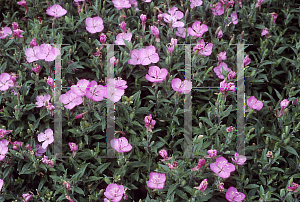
[266,137,269,144]
[260,127,264,134]
[284,108,288,115]
[229,34,235,44]
[181,180,186,186]
[249,128,255,133]
[185,9,189,22]
[240,31,244,41]
[52,22,55,30]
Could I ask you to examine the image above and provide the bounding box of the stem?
[155,85,159,118]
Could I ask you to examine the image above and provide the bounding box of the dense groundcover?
[0,0,300,201]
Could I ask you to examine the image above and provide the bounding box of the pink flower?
[167,161,178,171]
[100,33,107,43]
[111,137,132,153]
[0,141,8,161]
[288,183,299,193]
[11,29,24,39]
[190,0,203,9]
[147,172,166,189]
[112,0,131,10]
[25,144,32,151]
[151,26,160,42]
[167,38,177,53]
[210,3,224,16]
[228,12,238,25]
[0,27,12,39]
[225,0,235,10]
[70,79,90,97]
[205,149,217,158]
[60,90,83,109]
[162,7,184,28]
[109,77,128,90]
[144,114,156,132]
[47,76,54,89]
[0,73,14,92]
[30,38,38,47]
[193,39,213,56]
[140,14,147,30]
[218,52,227,62]
[46,4,67,18]
[12,22,19,30]
[32,64,41,74]
[218,183,225,192]
[266,151,273,158]
[216,29,223,39]
[243,55,251,66]
[115,32,132,45]
[292,98,298,105]
[278,99,289,117]
[214,62,232,80]
[69,142,78,157]
[270,12,278,24]
[35,94,51,108]
[159,149,172,161]
[11,141,23,150]
[104,87,124,102]
[238,0,242,8]
[227,71,236,80]
[17,0,28,14]
[35,143,46,157]
[38,129,54,149]
[75,111,88,119]
[64,181,71,191]
[210,156,235,178]
[151,26,159,37]
[0,179,3,192]
[280,99,289,109]
[140,45,160,65]
[25,46,41,63]
[194,179,208,194]
[231,153,247,165]
[191,159,205,171]
[187,21,208,37]
[86,17,104,34]
[226,126,234,132]
[38,44,61,62]
[104,183,125,202]
[226,187,245,202]
[247,96,263,111]
[128,49,145,65]
[175,27,187,38]
[145,66,168,83]
[171,78,192,94]
[220,80,236,98]
[22,193,33,201]
[119,21,127,33]
[255,0,264,8]
[261,28,269,37]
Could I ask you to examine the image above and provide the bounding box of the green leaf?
[167,183,178,198]
[74,187,85,196]
[198,117,213,128]
[274,89,282,100]
[220,105,233,119]
[245,184,260,189]
[95,162,111,174]
[175,189,189,200]
[284,146,299,158]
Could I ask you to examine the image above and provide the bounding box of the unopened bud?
[266,137,269,144]
[52,22,55,30]
[284,108,288,115]
[215,27,221,37]
[260,127,264,134]
[69,49,72,54]
[17,92,20,100]
[240,31,244,41]
[249,128,255,133]
[229,34,235,44]
[185,9,189,22]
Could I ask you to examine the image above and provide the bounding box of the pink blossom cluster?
[41,155,54,167]
[128,45,159,65]
[25,44,61,63]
